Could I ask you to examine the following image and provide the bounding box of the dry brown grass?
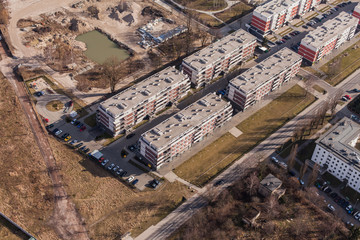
[48,138,193,239]
[0,73,58,239]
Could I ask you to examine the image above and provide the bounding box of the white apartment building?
[181,29,256,88]
[227,48,302,110]
[97,66,190,136]
[138,93,233,169]
[311,118,360,192]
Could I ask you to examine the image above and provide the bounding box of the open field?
[320,40,360,86]
[190,11,222,27]
[214,2,253,24]
[174,0,227,11]
[0,73,57,239]
[48,138,193,239]
[174,84,316,187]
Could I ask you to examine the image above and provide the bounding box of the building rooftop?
[229,48,302,93]
[183,29,256,72]
[141,93,231,150]
[354,2,360,13]
[255,0,299,18]
[317,117,360,170]
[260,174,282,192]
[99,66,188,117]
[301,12,357,48]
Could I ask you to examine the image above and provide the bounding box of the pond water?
[76,30,130,64]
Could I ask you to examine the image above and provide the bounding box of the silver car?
[107,163,115,170]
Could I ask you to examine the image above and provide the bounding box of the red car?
[345,95,352,100]
[80,126,86,132]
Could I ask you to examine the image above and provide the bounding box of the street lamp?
[355,198,359,209]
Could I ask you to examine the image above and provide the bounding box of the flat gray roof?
[99,66,188,117]
[260,174,282,192]
[317,117,360,170]
[183,29,256,72]
[142,93,231,150]
[255,0,298,18]
[229,48,302,93]
[301,12,357,49]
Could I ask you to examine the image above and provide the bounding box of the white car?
[71,119,77,124]
[327,204,335,212]
[354,212,360,220]
[101,159,109,166]
[107,163,115,170]
[55,130,63,136]
[279,162,287,169]
[127,176,135,182]
[271,156,279,163]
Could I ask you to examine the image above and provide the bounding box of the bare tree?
[328,90,343,116]
[299,162,308,180]
[245,172,260,196]
[87,6,100,19]
[101,56,123,93]
[288,143,298,172]
[304,75,316,97]
[0,1,9,25]
[307,163,320,188]
[266,195,279,217]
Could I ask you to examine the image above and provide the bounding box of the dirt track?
[1,0,91,236]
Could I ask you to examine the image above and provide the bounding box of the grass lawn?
[278,27,293,37]
[48,138,193,239]
[46,100,64,112]
[320,40,360,86]
[102,133,124,146]
[341,186,360,204]
[306,12,319,21]
[322,172,342,187]
[319,5,331,12]
[174,84,316,187]
[193,11,222,27]
[302,66,324,78]
[294,20,305,27]
[214,2,253,23]
[83,113,97,127]
[174,0,227,11]
[313,84,327,94]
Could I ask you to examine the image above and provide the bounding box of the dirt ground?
[0,73,58,239]
[48,137,194,239]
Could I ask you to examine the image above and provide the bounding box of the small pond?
[76,30,130,64]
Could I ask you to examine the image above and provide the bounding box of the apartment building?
[353,3,360,24]
[181,29,256,89]
[298,12,357,64]
[138,93,233,169]
[97,66,190,136]
[311,117,360,193]
[227,48,302,110]
[251,0,320,34]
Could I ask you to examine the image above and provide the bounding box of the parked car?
[289,171,296,176]
[70,139,78,145]
[278,162,287,169]
[52,128,59,134]
[128,145,136,152]
[115,169,124,176]
[64,135,72,142]
[345,95,352,100]
[107,163,115,170]
[77,123,84,128]
[120,171,127,177]
[330,192,338,198]
[132,179,139,185]
[113,166,120,172]
[55,129,63,136]
[298,178,305,185]
[352,88,360,92]
[328,204,336,211]
[61,133,69,139]
[46,124,54,130]
[83,148,90,154]
[74,120,80,126]
[342,96,348,101]
[35,91,45,97]
[126,133,135,139]
[75,142,83,148]
[283,35,291,40]
[71,119,77,124]
[127,176,135,182]
[101,159,109,166]
[324,187,332,194]
[79,146,86,151]
[80,126,86,132]
[271,156,279,163]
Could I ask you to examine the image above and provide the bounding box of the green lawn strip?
[306,12,319,21]
[312,84,327,94]
[279,28,293,37]
[102,133,124,146]
[174,84,316,187]
[174,0,227,11]
[83,113,97,127]
[319,6,331,13]
[294,21,305,27]
[322,172,342,187]
[320,40,360,86]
